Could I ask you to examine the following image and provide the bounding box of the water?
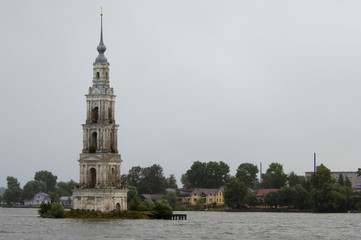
[0,208,360,240]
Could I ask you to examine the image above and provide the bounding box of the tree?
[22,180,45,201]
[224,177,247,208]
[344,176,352,188]
[165,191,178,210]
[337,174,344,186]
[3,176,22,205]
[243,192,258,206]
[288,172,305,187]
[127,186,139,203]
[126,166,143,187]
[56,180,76,196]
[152,199,173,215]
[34,171,57,193]
[235,163,259,189]
[294,184,309,210]
[261,163,288,189]
[181,161,230,188]
[166,174,178,189]
[310,164,334,190]
[277,186,296,207]
[137,164,168,194]
[264,191,279,208]
[181,161,207,188]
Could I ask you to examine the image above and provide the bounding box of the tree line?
[2,161,361,212]
[1,170,75,205]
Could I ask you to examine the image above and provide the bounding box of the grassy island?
[39,199,173,219]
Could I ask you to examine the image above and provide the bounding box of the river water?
[0,208,360,239]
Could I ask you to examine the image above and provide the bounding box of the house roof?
[139,194,165,201]
[190,188,223,196]
[256,189,278,197]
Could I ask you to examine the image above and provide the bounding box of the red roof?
[256,189,278,197]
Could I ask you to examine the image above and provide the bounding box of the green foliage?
[3,176,22,205]
[124,165,168,194]
[127,186,139,203]
[39,202,52,216]
[142,199,155,210]
[264,191,279,207]
[165,191,178,210]
[181,161,230,188]
[138,164,168,194]
[135,202,148,211]
[166,174,178,189]
[243,192,258,206]
[310,164,334,189]
[64,210,148,219]
[294,184,309,210]
[277,186,296,207]
[152,199,173,215]
[337,174,344,186]
[224,177,247,208]
[34,170,57,193]
[261,163,288,189]
[235,163,259,189]
[50,203,64,218]
[22,180,45,201]
[344,176,352,188]
[288,172,305,187]
[128,197,141,210]
[56,180,76,196]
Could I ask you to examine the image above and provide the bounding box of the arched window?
[92,107,98,123]
[108,107,112,123]
[96,72,100,81]
[90,132,97,152]
[116,203,120,210]
[89,168,96,188]
[110,131,114,152]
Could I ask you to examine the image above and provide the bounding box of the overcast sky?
[2,0,361,187]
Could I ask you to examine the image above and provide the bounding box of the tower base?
[72,188,128,212]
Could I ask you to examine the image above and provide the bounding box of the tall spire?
[95,7,107,63]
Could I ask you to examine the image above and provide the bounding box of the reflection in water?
[0,208,360,240]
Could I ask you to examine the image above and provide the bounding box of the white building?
[72,11,127,212]
[24,192,51,206]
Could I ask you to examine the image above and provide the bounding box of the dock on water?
[146,213,187,220]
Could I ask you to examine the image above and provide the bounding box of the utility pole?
[314,153,316,172]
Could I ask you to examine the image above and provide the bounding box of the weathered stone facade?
[72,12,127,212]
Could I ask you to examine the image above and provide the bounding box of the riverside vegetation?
[3,161,361,213]
[38,199,173,219]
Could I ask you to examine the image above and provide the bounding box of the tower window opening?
[92,107,99,123]
[96,72,100,81]
[108,107,112,123]
[89,168,96,188]
[90,132,97,152]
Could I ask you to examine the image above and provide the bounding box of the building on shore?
[305,171,361,190]
[24,192,51,206]
[188,188,225,206]
[72,10,127,212]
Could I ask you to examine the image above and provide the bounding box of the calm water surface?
[0,208,360,239]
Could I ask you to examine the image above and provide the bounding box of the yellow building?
[189,188,224,206]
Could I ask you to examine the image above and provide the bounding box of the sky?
[2,0,361,188]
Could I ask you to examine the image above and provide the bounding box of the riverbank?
[42,209,151,219]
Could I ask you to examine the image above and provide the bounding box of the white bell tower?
[72,9,127,212]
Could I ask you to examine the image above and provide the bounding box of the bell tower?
[72,9,127,212]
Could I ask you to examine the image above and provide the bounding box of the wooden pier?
[146,213,187,220]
